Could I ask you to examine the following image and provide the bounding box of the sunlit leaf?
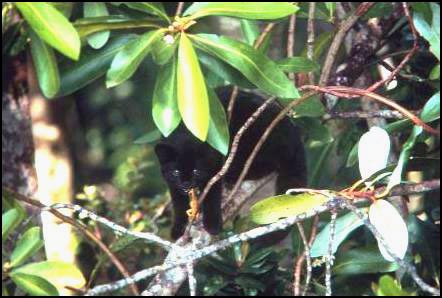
[13,261,86,293]
[2,208,22,241]
[29,29,60,98]
[369,200,408,262]
[152,58,181,137]
[106,29,164,88]
[184,2,298,20]
[358,126,390,180]
[190,34,299,99]
[277,57,319,73]
[207,89,230,156]
[111,2,170,23]
[177,33,210,141]
[240,19,260,45]
[250,193,330,225]
[374,275,415,296]
[58,35,137,96]
[152,34,178,65]
[84,2,110,49]
[15,2,80,60]
[10,273,58,296]
[10,227,44,268]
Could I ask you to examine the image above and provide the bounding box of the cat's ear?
[155,143,176,164]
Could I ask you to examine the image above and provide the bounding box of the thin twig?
[254,22,276,49]
[301,85,440,135]
[175,2,184,18]
[287,14,297,81]
[307,2,316,84]
[325,211,338,296]
[323,109,412,120]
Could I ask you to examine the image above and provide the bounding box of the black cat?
[155,88,306,239]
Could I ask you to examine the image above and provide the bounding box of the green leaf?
[207,89,230,156]
[240,19,260,45]
[152,35,178,65]
[420,91,440,123]
[184,2,298,20]
[388,92,440,189]
[111,2,170,23]
[198,51,254,89]
[29,29,60,99]
[10,273,59,296]
[13,261,86,293]
[375,275,415,296]
[51,2,74,18]
[177,33,210,141]
[134,130,162,144]
[311,211,364,257]
[413,4,440,60]
[292,95,325,117]
[191,34,299,99]
[250,193,330,225]
[276,57,320,73]
[74,16,160,39]
[333,247,399,275]
[152,59,181,137]
[429,63,440,80]
[15,2,80,60]
[58,34,137,97]
[84,2,110,49]
[2,208,22,241]
[10,227,44,268]
[106,29,164,88]
[325,3,335,20]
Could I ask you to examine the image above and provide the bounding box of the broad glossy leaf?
[240,19,260,45]
[111,2,170,23]
[106,29,164,88]
[198,51,254,89]
[311,211,364,257]
[369,200,408,262]
[177,33,210,141]
[13,261,86,292]
[250,193,330,225]
[358,127,390,180]
[84,2,110,49]
[10,273,58,296]
[207,89,230,156]
[333,247,399,275]
[51,3,73,18]
[74,16,160,39]
[191,34,299,99]
[388,92,440,189]
[292,94,325,117]
[413,4,440,60]
[184,2,298,20]
[10,227,44,268]
[152,59,181,137]
[152,34,178,65]
[2,208,22,241]
[134,130,162,144]
[375,275,415,296]
[29,29,60,98]
[15,2,80,60]
[58,34,137,96]
[277,57,319,73]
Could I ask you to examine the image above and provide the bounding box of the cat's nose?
[181,182,193,191]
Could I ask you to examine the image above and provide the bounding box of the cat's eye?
[172,170,180,177]
[193,169,200,176]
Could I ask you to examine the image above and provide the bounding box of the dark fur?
[155,89,306,239]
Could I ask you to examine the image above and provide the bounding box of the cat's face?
[155,143,213,195]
